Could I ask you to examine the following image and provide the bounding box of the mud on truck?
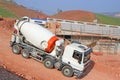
[10,17,92,78]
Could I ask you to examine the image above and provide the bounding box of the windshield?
[83,48,92,63]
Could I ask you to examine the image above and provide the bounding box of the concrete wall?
[64,35,120,55]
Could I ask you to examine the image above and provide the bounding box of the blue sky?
[13,0,120,15]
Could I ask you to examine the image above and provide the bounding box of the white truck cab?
[61,43,92,77]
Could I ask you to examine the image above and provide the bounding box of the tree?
[57,8,62,14]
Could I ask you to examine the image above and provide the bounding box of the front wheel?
[62,66,73,77]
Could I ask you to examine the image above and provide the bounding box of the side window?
[73,50,82,61]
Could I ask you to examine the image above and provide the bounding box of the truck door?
[70,50,83,71]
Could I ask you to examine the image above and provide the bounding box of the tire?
[21,49,30,58]
[44,58,54,69]
[62,66,73,77]
[12,45,21,54]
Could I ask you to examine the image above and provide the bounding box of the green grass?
[95,14,120,26]
[0,0,13,3]
[0,6,17,18]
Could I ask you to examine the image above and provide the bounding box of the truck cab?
[61,43,92,77]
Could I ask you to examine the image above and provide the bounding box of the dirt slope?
[50,10,95,22]
[0,0,48,18]
[0,19,120,80]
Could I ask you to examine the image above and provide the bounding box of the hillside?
[0,0,48,18]
[0,0,120,26]
[50,10,95,22]
[0,6,17,18]
[96,14,120,26]
[50,10,120,26]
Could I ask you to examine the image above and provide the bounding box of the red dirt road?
[0,20,120,80]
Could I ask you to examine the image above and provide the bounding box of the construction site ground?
[0,18,120,80]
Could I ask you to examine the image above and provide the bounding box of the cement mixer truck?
[10,17,92,78]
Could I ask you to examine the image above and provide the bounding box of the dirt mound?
[50,10,95,22]
[0,1,48,18]
[0,18,15,31]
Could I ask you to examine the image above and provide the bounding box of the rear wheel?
[44,58,54,69]
[62,66,73,77]
[12,45,21,54]
[21,49,30,58]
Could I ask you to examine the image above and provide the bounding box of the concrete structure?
[46,18,120,55]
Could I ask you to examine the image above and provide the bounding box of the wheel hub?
[45,61,51,67]
[64,69,70,75]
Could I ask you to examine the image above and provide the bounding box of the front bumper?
[74,60,91,78]
[74,69,83,78]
